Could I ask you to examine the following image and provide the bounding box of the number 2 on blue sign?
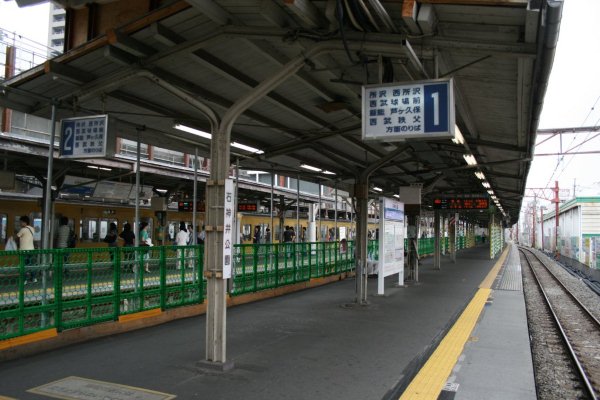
[64,126,73,152]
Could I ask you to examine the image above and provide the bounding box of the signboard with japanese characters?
[378,197,405,295]
[59,115,114,159]
[222,179,234,279]
[362,78,454,141]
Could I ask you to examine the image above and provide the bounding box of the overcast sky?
[0,0,599,211]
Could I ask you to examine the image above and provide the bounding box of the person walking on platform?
[139,222,151,273]
[16,216,35,284]
[175,222,189,270]
[119,223,135,272]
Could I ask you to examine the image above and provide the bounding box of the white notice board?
[378,197,405,295]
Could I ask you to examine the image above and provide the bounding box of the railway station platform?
[0,244,534,400]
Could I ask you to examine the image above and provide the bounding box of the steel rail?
[519,247,599,400]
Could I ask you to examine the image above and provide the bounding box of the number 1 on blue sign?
[431,92,439,126]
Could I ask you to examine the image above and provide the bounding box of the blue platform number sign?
[362,78,454,141]
[60,115,109,159]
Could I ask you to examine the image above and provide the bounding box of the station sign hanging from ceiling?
[362,78,455,141]
[59,115,115,159]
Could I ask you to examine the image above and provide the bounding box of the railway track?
[519,247,600,400]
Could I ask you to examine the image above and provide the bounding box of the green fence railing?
[231,241,355,295]
[0,245,204,341]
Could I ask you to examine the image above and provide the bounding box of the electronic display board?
[238,202,258,212]
[178,201,205,212]
[433,197,489,210]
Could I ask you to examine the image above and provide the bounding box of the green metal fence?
[231,241,355,295]
[0,245,204,340]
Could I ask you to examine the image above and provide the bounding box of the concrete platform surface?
[447,244,536,400]
[0,246,500,400]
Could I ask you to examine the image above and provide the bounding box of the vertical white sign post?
[222,179,234,279]
[378,197,405,295]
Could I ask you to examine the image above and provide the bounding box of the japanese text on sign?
[222,179,234,279]
[60,115,110,158]
[362,78,454,141]
[433,197,489,210]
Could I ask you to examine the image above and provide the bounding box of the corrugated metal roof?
[0,0,563,224]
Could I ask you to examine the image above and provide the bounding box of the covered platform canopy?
[0,0,562,226]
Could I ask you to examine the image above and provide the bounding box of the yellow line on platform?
[0,328,57,350]
[118,308,162,323]
[399,246,509,400]
[480,246,509,289]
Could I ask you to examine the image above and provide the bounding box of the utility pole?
[532,195,536,248]
[554,181,559,256]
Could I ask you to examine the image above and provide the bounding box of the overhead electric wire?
[544,93,600,189]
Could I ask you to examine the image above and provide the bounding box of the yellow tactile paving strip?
[399,246,509,400]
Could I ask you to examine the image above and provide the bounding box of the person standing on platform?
[253,226,261,244]
[119,223,135,272]
[55,216,72,272]
[283,226,294,258]
[265,227,271,243]
[187,224,195,245]
[175,222,189,270]
[103,222,118,262]
[198,225,206,245]
[16,215,35,284]
[139,222,151,273]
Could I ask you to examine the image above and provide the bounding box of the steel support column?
[354,179,369,304]
[434,210,440,270]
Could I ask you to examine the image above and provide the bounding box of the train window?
[0,214,6,242]
[242,224,251,241]
[31,213,42,243]
[82,218,99,241]
[167,221,178,241]
[99,219,118,242]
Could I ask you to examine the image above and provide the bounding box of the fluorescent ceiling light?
[487,189,494,195]
[393,194,400,198]
[155,188,168,193]
[482,182,491,189]
[174,124,212,139]
[176,124,265,154]
[452,125,465,145]
[474,171,485,180]
[231,142,264,154]
[87,165,112,171]
[463,154,477,166]
[373,187,383,192]
[322,170,336,175]
[300,164,321,172]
